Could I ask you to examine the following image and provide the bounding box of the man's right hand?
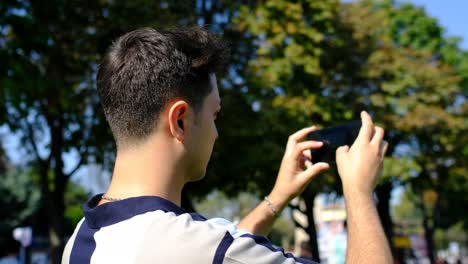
[336,111,388,196]
[336,111,393,264]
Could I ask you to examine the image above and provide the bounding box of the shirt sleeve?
[206,217,319,264]
[222,233,319,264]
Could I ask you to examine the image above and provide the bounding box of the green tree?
[2,1,465,263]
[63,180,89,235]
[224,0,467,262]
[0,150,40,248]
[345,1,468,262]
[228,0,362,260]
[0,1,196,262]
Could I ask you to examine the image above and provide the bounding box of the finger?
[302,149,312,160]
[356,111,375,144]
[294,141,323,157]
[371,126,385,146]
[305,160,313,169]
[336,145,349,160]
[288,126,317,144]
[299,162,330,183]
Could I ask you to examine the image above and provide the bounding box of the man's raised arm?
[335,111,392,263]
[237,126,330,236]
[237,111,392,264]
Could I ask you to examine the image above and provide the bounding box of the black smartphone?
[308,120,362,164]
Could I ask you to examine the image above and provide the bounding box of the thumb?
[300,162,330,183]
[336,145,349,160]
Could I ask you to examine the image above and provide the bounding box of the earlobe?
[168,101,188,142]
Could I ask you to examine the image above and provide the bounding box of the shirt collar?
[83,194,187,228]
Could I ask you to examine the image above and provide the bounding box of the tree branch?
[24,120,47,166]
[65,150,87,179]
[65,92,102,179]
[65,108,93,179]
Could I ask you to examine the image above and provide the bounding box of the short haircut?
[97,27,229,146]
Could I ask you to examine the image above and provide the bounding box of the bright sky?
[408,0,468,49]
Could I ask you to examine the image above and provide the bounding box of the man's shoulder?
[131,212,234,263]
[136,211,232,240]
[64,210,233,263]
[64,212,320,264]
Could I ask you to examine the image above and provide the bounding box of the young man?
[62,27,392,263]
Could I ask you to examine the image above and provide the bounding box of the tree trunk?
[423,214,435,264]
[39,167,65,264]
[375,181,395,253]
[44,113,67,264]
[418,192,436,264]
[303,191,320,262]
[48,200,65,264]
[465,227,468,250]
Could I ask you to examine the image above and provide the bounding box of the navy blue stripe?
[213,232,234,264]
[240,234,318,264]
[69,220,99,264]
[84,194,187,228]
[190,212,208,221]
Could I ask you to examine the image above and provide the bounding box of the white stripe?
[90,211,230,263]
[225,236,299,264]
[205,217,249,238]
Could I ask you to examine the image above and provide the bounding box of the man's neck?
[102,139,186,206]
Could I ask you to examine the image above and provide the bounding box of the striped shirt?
[62,194,318,263]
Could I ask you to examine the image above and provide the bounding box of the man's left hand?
[268,126,330,210]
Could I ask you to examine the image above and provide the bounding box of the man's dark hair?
[97,27,229,146]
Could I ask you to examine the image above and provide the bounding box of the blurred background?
[0,0,466,263]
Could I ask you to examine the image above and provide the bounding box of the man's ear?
[168,100,189,142]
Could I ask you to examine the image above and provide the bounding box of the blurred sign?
[449,242,460,255]
[393,236,411,249]
[409,234,427,259]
